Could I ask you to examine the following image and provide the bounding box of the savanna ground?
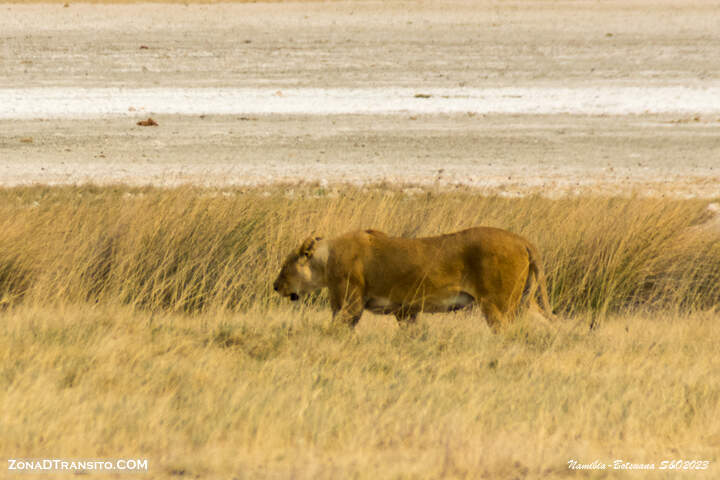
[2,0,720,192]
[2,0,720,478]
[1,187,720,479]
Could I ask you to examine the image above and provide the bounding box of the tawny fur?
[274,227,554,331]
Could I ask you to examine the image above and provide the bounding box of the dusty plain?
[1,0,720,194]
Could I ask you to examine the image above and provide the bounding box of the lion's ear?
[299,236,317,258]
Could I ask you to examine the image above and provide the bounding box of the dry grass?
[1,185,719,478]
[1,185,719,318]
[2,306,719,479]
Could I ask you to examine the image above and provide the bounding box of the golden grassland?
[1,185,719,316]
[1,185,719,479]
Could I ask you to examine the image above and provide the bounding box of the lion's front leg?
[329,280,365,328]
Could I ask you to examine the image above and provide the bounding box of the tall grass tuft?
[0,185,718,316]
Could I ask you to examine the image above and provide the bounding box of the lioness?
[273,227,554,331]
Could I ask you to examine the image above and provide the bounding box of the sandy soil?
[2,1,720,196]
[4,114,720,196]
[4,1,719,89]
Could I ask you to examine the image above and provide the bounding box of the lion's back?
[327,227,531,300]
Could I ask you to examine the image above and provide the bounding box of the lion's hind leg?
[394,309,418,326]
[479,301,507,334]
[476,273,526,333]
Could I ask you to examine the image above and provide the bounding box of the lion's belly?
[423,291,475,313]
[364,296,403,314]
[364,291,475,315]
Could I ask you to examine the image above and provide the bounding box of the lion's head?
[273,236,326,301]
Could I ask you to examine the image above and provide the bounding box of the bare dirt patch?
[2,1,719,195]
[2,1,719,89]
[2,114,719,197]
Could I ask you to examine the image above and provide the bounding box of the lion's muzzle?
[273,279,300,301]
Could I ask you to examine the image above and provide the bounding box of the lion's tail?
[524,245,556,320]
